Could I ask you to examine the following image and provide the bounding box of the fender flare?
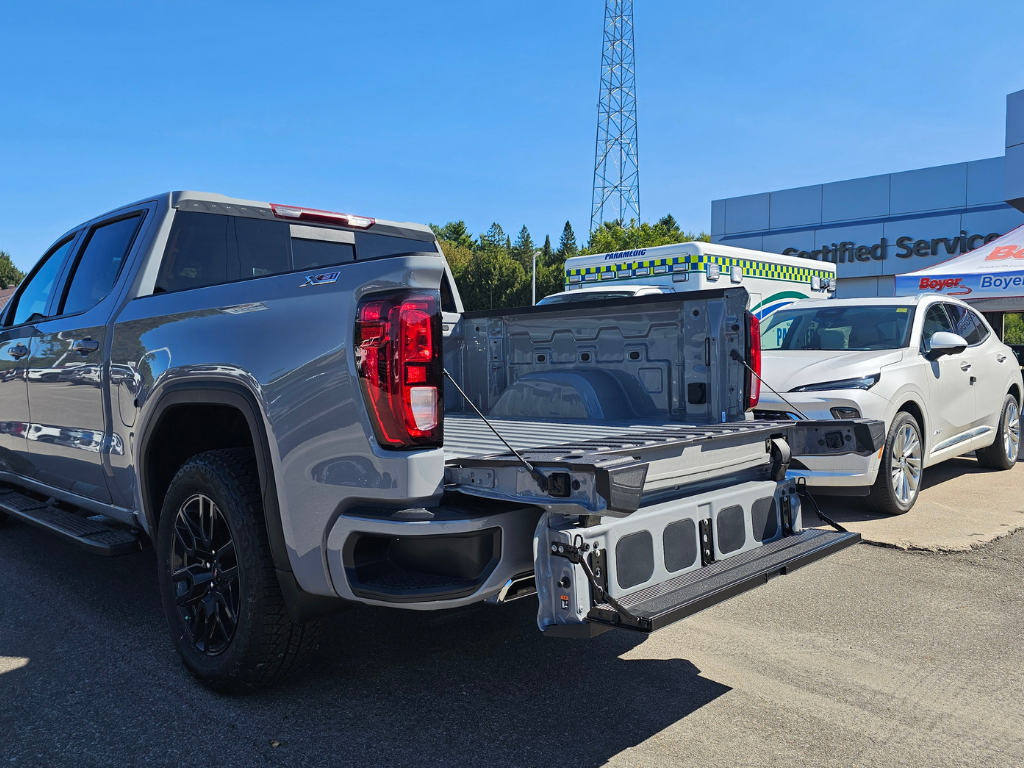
[136,380,288,572]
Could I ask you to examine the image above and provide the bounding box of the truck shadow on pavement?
[0,521,730,768]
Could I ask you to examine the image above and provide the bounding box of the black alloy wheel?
[171,493,240,656]
[157,448,324,694]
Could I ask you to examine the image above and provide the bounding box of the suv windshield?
[762,305,913,351]
[538,291,639,305]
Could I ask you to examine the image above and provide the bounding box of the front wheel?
[156,448,323,694]
[867,412,923,515]
[975,394,1021,470]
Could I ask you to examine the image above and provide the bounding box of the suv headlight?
[790,373,880,392]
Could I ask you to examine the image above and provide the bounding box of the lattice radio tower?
[590,0,640,233]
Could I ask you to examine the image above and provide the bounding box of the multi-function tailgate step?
[0,488,143,556]
[588,528,859,632]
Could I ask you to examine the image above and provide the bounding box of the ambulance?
[561,241,837,318]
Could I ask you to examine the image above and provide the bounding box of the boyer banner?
[895,270,1024,298]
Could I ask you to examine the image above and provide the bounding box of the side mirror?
[926,331,968,360]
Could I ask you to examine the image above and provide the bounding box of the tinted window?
[61,215,141,316]
[10,239,74,326]
[291,238,355,270]
[944,304,988,346]
[234,217,290,278]
[354,232,436,260]
[157,212,290,293]
[761,305,913,351]
[439,272,457,313]
[156,211,439,293]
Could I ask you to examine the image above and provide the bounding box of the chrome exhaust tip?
[489,573,536,604]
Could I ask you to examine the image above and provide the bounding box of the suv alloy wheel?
[976,395,1021,470]
[868,412,922,515]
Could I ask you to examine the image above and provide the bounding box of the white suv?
[756,295,1022,514]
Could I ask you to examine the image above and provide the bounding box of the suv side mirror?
[926,331,968,360]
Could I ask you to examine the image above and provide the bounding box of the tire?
[156,448,323,694]
[867,412,923,516]
[975,394,1021,470]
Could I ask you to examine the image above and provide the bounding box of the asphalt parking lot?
[2,458,1023,767]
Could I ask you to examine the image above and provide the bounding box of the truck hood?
[760,349,904,392]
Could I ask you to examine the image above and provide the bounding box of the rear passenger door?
[25,210,147,502]
[944,304,1003,433]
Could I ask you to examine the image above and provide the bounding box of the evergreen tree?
[479,222,507,251]
[556,221,578,258]
[430,221,473,250]
[511,225,536,271]
[0,251,25,289]
[542,235,553,262]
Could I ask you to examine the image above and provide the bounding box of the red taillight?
[270,203,375,229]
[747,312,761,410]
[355,292,443,448]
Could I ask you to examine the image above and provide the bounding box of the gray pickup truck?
[0,192,882,692]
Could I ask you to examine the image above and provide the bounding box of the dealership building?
[711,88,1024,301]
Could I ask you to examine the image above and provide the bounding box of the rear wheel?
[156,448,323,694]
[975,394,1020,470]
[867,412,923,515]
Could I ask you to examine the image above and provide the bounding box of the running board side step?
[587,528,859,633]
[0,488,143,556]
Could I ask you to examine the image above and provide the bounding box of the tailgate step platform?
[0,488,143,556]
[588,528,860,632]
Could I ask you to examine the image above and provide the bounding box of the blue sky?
[2,1,1024,270]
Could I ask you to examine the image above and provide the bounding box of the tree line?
[431,216,710,312]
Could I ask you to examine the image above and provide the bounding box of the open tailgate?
[444,417,879,635]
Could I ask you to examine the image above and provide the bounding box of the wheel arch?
[137,381,288,573]
[1009,381,1021,407]
[894,398,927,453]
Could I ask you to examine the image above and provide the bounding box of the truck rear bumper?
[324,500,543,609]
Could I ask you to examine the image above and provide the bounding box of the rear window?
[155,211,436,294]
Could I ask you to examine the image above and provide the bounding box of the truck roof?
[85,191,435,239]
[564,240,836,274]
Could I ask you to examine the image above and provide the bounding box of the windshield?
[761,305,914,351]
[538,291,638,305]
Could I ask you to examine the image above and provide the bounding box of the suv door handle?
[960,361,972,371]
[8,344,28,360]
[72,339,100,355]
[997,354,1007,363]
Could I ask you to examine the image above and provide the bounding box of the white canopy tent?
[895,224,1024,312]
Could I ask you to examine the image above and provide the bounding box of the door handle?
[960,361,971,371]
[72,339,100,355]
[997,354,1007,363]
[7,344,28,360]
